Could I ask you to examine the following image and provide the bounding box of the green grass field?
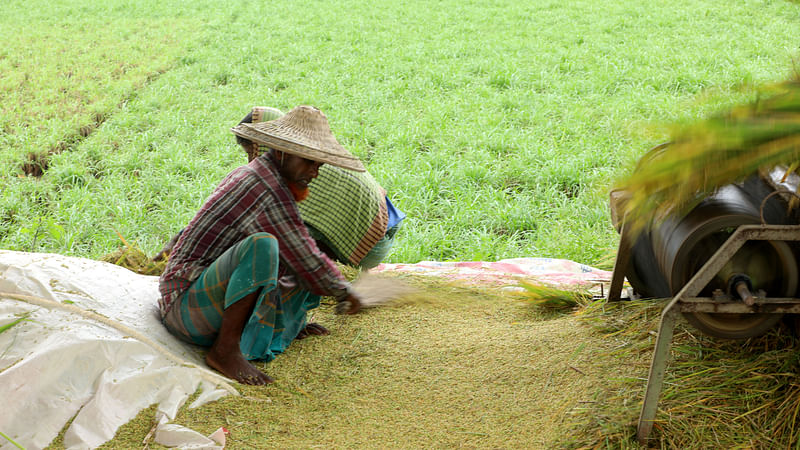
[3,0,799,266]
[3,0,800,448]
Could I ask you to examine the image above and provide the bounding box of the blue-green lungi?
[162,232,321,361]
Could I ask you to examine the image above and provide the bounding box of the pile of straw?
[561,298,800,448]
[100,232,166,276]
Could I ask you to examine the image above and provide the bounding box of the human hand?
[335,293,362,315]
[153,231,182,262]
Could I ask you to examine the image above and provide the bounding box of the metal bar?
[680,297,800,304]
[735,224,800,242]
[636,307,679,443]
[669,225,800,309]
[608,223,632,302]
[679,298,800,314]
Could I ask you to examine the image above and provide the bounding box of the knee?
[234,233,280,265]
[249,232,278,251]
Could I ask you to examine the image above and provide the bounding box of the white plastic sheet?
[0,250,237,450]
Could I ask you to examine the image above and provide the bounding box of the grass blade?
[0,313,31,334]
[0,431,25,449]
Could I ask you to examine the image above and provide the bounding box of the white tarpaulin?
[0,250,238,450]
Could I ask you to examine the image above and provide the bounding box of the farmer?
[155,108,406,269]
[239,106,406,269]
[158,105,365,385]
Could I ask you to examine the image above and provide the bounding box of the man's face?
[276,151,323,188]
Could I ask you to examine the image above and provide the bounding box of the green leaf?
[0,313,31,334]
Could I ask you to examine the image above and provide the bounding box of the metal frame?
[608,224,800,443]
[607,223,632,303]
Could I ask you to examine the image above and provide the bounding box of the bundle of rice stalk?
[100,230,166,276]
[345,271,419,309]
[567,298,800,448]
[615,73,800,234]
[516,280,595,310]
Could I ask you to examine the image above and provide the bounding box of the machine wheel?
[652,185,798,339]
[680,238,797,339]
[624,232,672,299]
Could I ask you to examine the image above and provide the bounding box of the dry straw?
[551,297,800,448]
[515,280,596,310]
[100,231,166,276]
[347,272,419,308]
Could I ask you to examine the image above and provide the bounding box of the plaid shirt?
[158,153,349,317]
[298,165,387,266]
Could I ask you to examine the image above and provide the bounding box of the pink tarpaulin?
[372,257,613,292]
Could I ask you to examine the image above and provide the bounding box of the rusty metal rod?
[735,280,756,306]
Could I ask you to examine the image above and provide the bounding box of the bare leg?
[205,290,273,385]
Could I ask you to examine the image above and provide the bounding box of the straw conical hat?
[231,105,365,172]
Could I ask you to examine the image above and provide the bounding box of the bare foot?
[205,347,274,385]
[296,322,329,340]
